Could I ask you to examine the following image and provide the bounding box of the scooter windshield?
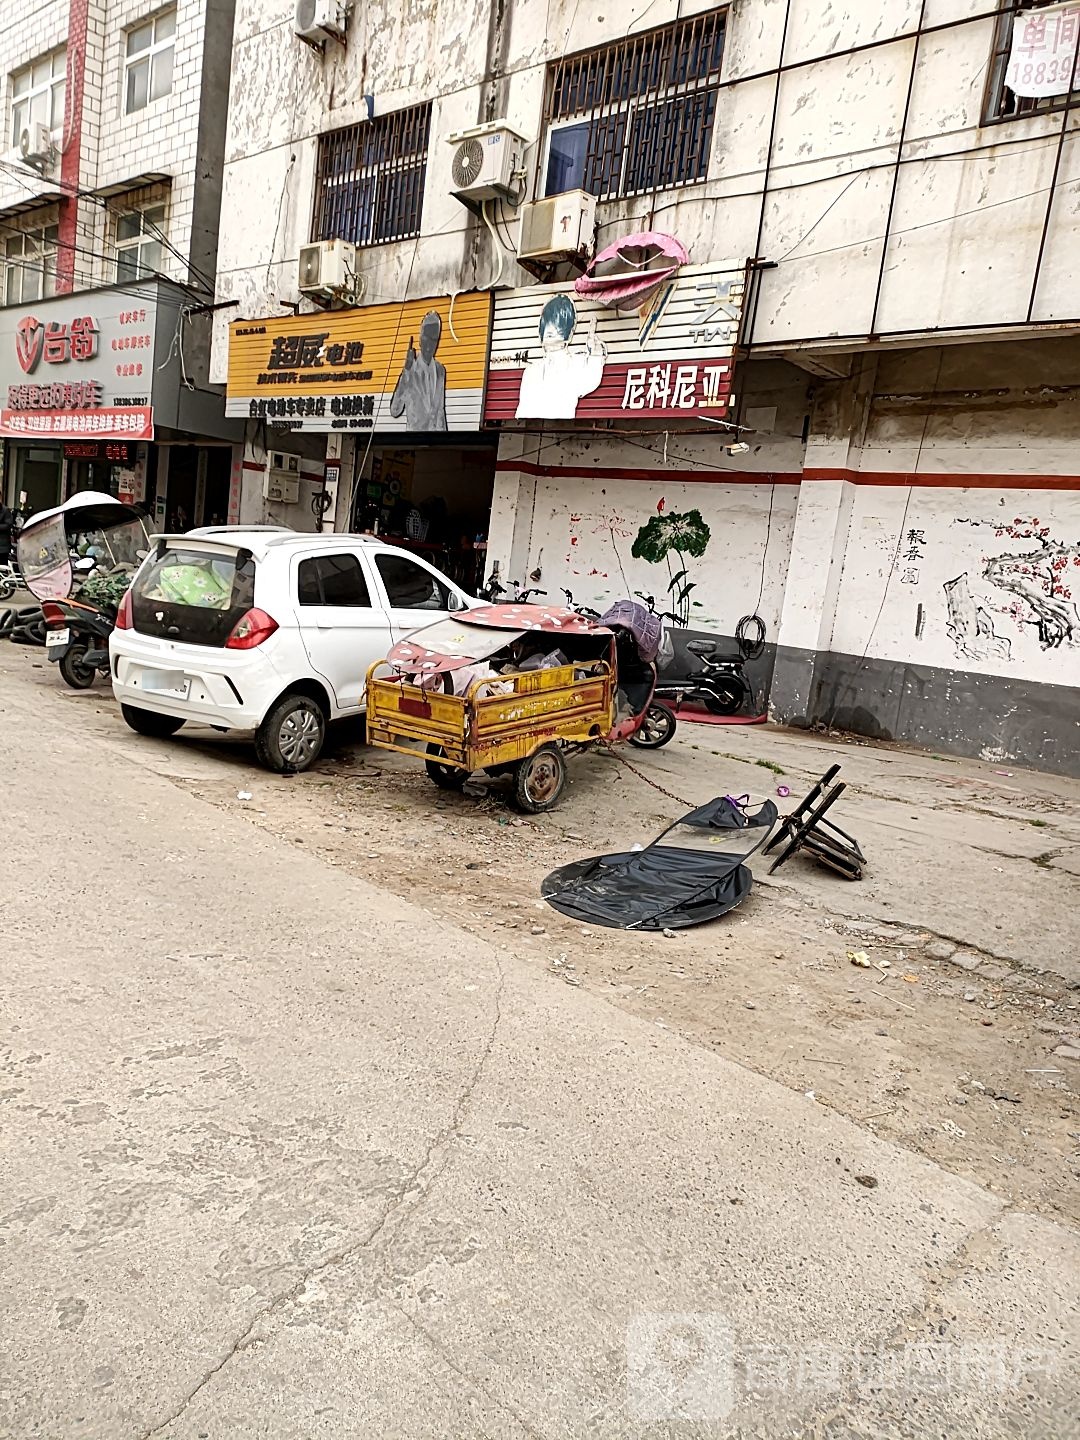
[17,514,71,601]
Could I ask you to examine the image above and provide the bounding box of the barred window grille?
[985,0,1080,121]
[541,10,726,201]
[313,102,432,247]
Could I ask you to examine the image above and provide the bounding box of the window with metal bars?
[312,102,432,248]
[984,0,1080,121]
[541,10,726,201]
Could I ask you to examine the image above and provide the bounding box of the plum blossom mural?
[951,515,1080,657]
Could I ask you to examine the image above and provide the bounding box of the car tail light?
[225,608,278,649]
[115,589,133,629]
[41,602,66,625]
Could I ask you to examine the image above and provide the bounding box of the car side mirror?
[447,591,465,612]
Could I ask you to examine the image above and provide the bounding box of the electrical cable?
[480,199,506,288]
[0,247,178,309]
[0,189,214,299]
[754,482,777,614]
[265,153,297,292]
[345,229,424,526]
[822,348,945,730]
[771,163,1080,270]
[116,203,216,294]
[0,157,225,247]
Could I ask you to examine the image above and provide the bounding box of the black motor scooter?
[653,611,767,717]
[41,595,118,689]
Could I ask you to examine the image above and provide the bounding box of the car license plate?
[141,669,191,700]
[45,627,70,648]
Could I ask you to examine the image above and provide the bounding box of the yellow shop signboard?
[226,292,492,434]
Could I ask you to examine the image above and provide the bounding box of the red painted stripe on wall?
[494,460,1080,491]
[495,460,800,485]
[56,0,88,294]
[803,467,1080,490]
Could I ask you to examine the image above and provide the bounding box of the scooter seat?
[686,638,743,663]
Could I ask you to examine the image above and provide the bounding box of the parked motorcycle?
[41,595,120,687]
[634,594,766,717]
[657,616,767,717]
[16,492,150,690]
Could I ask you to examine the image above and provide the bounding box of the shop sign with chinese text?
[226,293,493,434]
[484,263,746,423]
[0,291,156,440]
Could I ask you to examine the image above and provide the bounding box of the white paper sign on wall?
[1006,1,1080,98]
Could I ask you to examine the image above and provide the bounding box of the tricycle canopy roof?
[464,602,610,634]
[385,605,612,676]
[18,490,146,539]
[17,491,150,601]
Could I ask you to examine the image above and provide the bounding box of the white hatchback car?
[110,526,474,772]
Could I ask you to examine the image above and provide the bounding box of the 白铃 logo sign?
[15,315,100,375]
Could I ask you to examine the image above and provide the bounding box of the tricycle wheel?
[512,744,566,814]
[628,702,677,749]
[426,743,469,790]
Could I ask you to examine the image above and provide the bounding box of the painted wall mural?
[630,504,713,627]
[525,476,797,644]
[961,515,1077,650]
[949,514,1080,661]
[830,490,1080,689]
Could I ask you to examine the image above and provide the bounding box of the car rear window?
[130,546,256,646]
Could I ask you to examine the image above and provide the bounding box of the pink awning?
[574,232,690,309]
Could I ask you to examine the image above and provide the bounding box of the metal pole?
[751,0,793,265]
[1026,69,1079,322]
[869,0,928,338]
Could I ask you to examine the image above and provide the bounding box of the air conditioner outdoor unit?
[294,0,346,45]
[298,238,356,296]
[264,452,301,504]
[19,122,53,169]
[518,189,597,262]
[447,122,528,203]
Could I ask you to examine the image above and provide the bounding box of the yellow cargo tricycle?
[365,601,675,812]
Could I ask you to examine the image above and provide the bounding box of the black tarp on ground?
[541,795,777,931]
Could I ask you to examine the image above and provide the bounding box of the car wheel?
[59,644,98,689]
[628,701,677,749]
[121,704,185,737]
[255,693,326,773]
[512,744,566,814]
[425,743,469,789]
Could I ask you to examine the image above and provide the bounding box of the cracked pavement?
[1,659,1078,1438]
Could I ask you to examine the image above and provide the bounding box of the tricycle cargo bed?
[366,661,614,771]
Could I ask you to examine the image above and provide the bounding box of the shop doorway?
[8,443,63,518]
[164,446,232,531]
[352,438,497,594]
[69,458,120,498]
[202,448,231,527]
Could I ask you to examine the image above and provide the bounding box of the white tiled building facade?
[0,0,234,303]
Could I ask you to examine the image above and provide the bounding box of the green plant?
[77,572,132,609]
[631,509,711,626]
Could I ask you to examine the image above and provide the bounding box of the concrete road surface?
[1,667,1077,1439]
